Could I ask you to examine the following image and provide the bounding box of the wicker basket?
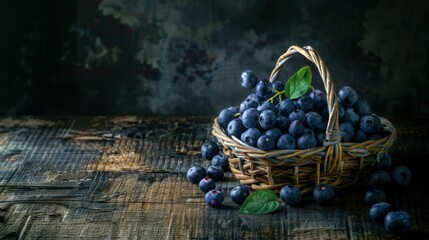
[212,45,397,195]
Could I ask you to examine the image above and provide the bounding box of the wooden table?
[0,116,428,239]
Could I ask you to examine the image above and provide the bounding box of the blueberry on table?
[313,183,335,205]
[218,108,235,129]
[391,165,412,187]
[259,109,277,130]
[205,190,224,207]
[240,70,258,89]
[369,170,391,189]
[230,185,251,205]
[369,202,392,224]
[280,184,302,206]
[201,141,219,160]
[240,128,262,147]
[199,177,216,193]
[242,108,260,129]
[186,165,206,184]
[207,166,224,182]
[364,189,386,207]
[211,154,229,172]
[257,134,276,151]
[255,79,273,98]
[338,86,358,107]
[277,133,297,150]
[384,210,412,234]
[227,118,246,139]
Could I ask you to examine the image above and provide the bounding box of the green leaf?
[284,65,312,100]
[239,189,280,215]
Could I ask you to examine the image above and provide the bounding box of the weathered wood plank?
[0,116,428,239]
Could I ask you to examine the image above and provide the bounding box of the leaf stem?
[266,90,285,103]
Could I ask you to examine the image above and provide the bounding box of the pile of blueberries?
[217,70,385,151]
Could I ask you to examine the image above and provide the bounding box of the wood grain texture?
[0,116,428,239]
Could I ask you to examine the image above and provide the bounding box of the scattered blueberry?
[338,86,358,107]
[364,189,386,207]
[199,177,216,193]
[384,210,412,234]
[280,184,302,206]
[230,185,251,205]
[313,183,335,205]
[241,70,258,89]
[205,189,224,207]
[369,170,391,189]
[201,141,219,160]
[391,165,412,187]
[186,165,206,184]
[369,202,392,224]
[207,166,224,182]
[211,154,229,172]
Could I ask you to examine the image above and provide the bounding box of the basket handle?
[269,45,342,173]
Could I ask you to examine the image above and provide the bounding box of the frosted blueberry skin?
[304,111,326,132]
[310,89,327,109]
[230,185,251,205]
[186,165,206,184]
[355,100,372,116]
[257,134,276,151]
[240,128,262,147]
[227,118,246,138]
[255,79,273,98]
[246,93,264,105]
[289,120,305,139]
[201,141,219,160]
[384,210,412,234]
[297,134,317,149]
[242,108,259,128]
[280,184,302,206]
[207,166,224,182]
[259,109,277,130]
[257,101,276,113]
[211,154,229,172]
[277,133,297,150]
[391,165,412,187]
[276,99,296,117]
[199,177,216,193]
[297,95,315,113]
[265,128,282,142]
[359,115,382,134]
[205,190,224,207]
[240,70,258,89]
[272,80,285,92]
[218,108,235,129]
[369,202,392,224]
[364,189,386,207]
[338,86,358,107]
[289,109,306,122]
[313,184,335,205]
[342,108,360,126]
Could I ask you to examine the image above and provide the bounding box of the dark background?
[1,0,428,117]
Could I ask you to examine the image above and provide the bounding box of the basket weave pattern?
[212,45,397,194]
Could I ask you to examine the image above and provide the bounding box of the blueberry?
[277,99,295,117]
[228,106,239,114]
[310,89,327,109]
[280,184,302,206]
[304,111,326,132]
[369,202,392,224]
[289,109,306,122]
[370,170,391,189]
[242,108,260,128]
[377,152,392,170]
[246,93,264,105]
[338,103,345,119]
[218,108,235,129]
[297,95,315,113]
[342,108,360,126]
[338,86,358,107]
[205,189,224,207]
[264,128,282,142]
[201,141,219,160]
[240,128,262,147]
[240,70,258,89]
[289,120,305,138]
[384,210,412,234]
[297,133,317,149]
[186,165,206,184]
[199,177,216,193]
[255,79,273,98]
[257,134,276,151]
[359,115,382,134]
[230,185,251,205]
[259,109,277,130]
[239,99,259,113]
[275,116,290,132]
[272,80,285,92]
[368,133,384,140]
[352,129,367,142]
[207,166,224,182]
[364,189,386,207]
[316,133,325,146]
[277,133,297,150]
[257,101,276,113]
[391,165,412,187]
[211,154,229,172]
[313,184,335,205]
[227,118,246,138]
[340,122,354,142]
[355,100,372,117]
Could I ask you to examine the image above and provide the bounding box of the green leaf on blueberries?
[239,189,280,215]
[284,65,312,100]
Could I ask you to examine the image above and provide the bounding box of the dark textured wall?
[1,0,428,117]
